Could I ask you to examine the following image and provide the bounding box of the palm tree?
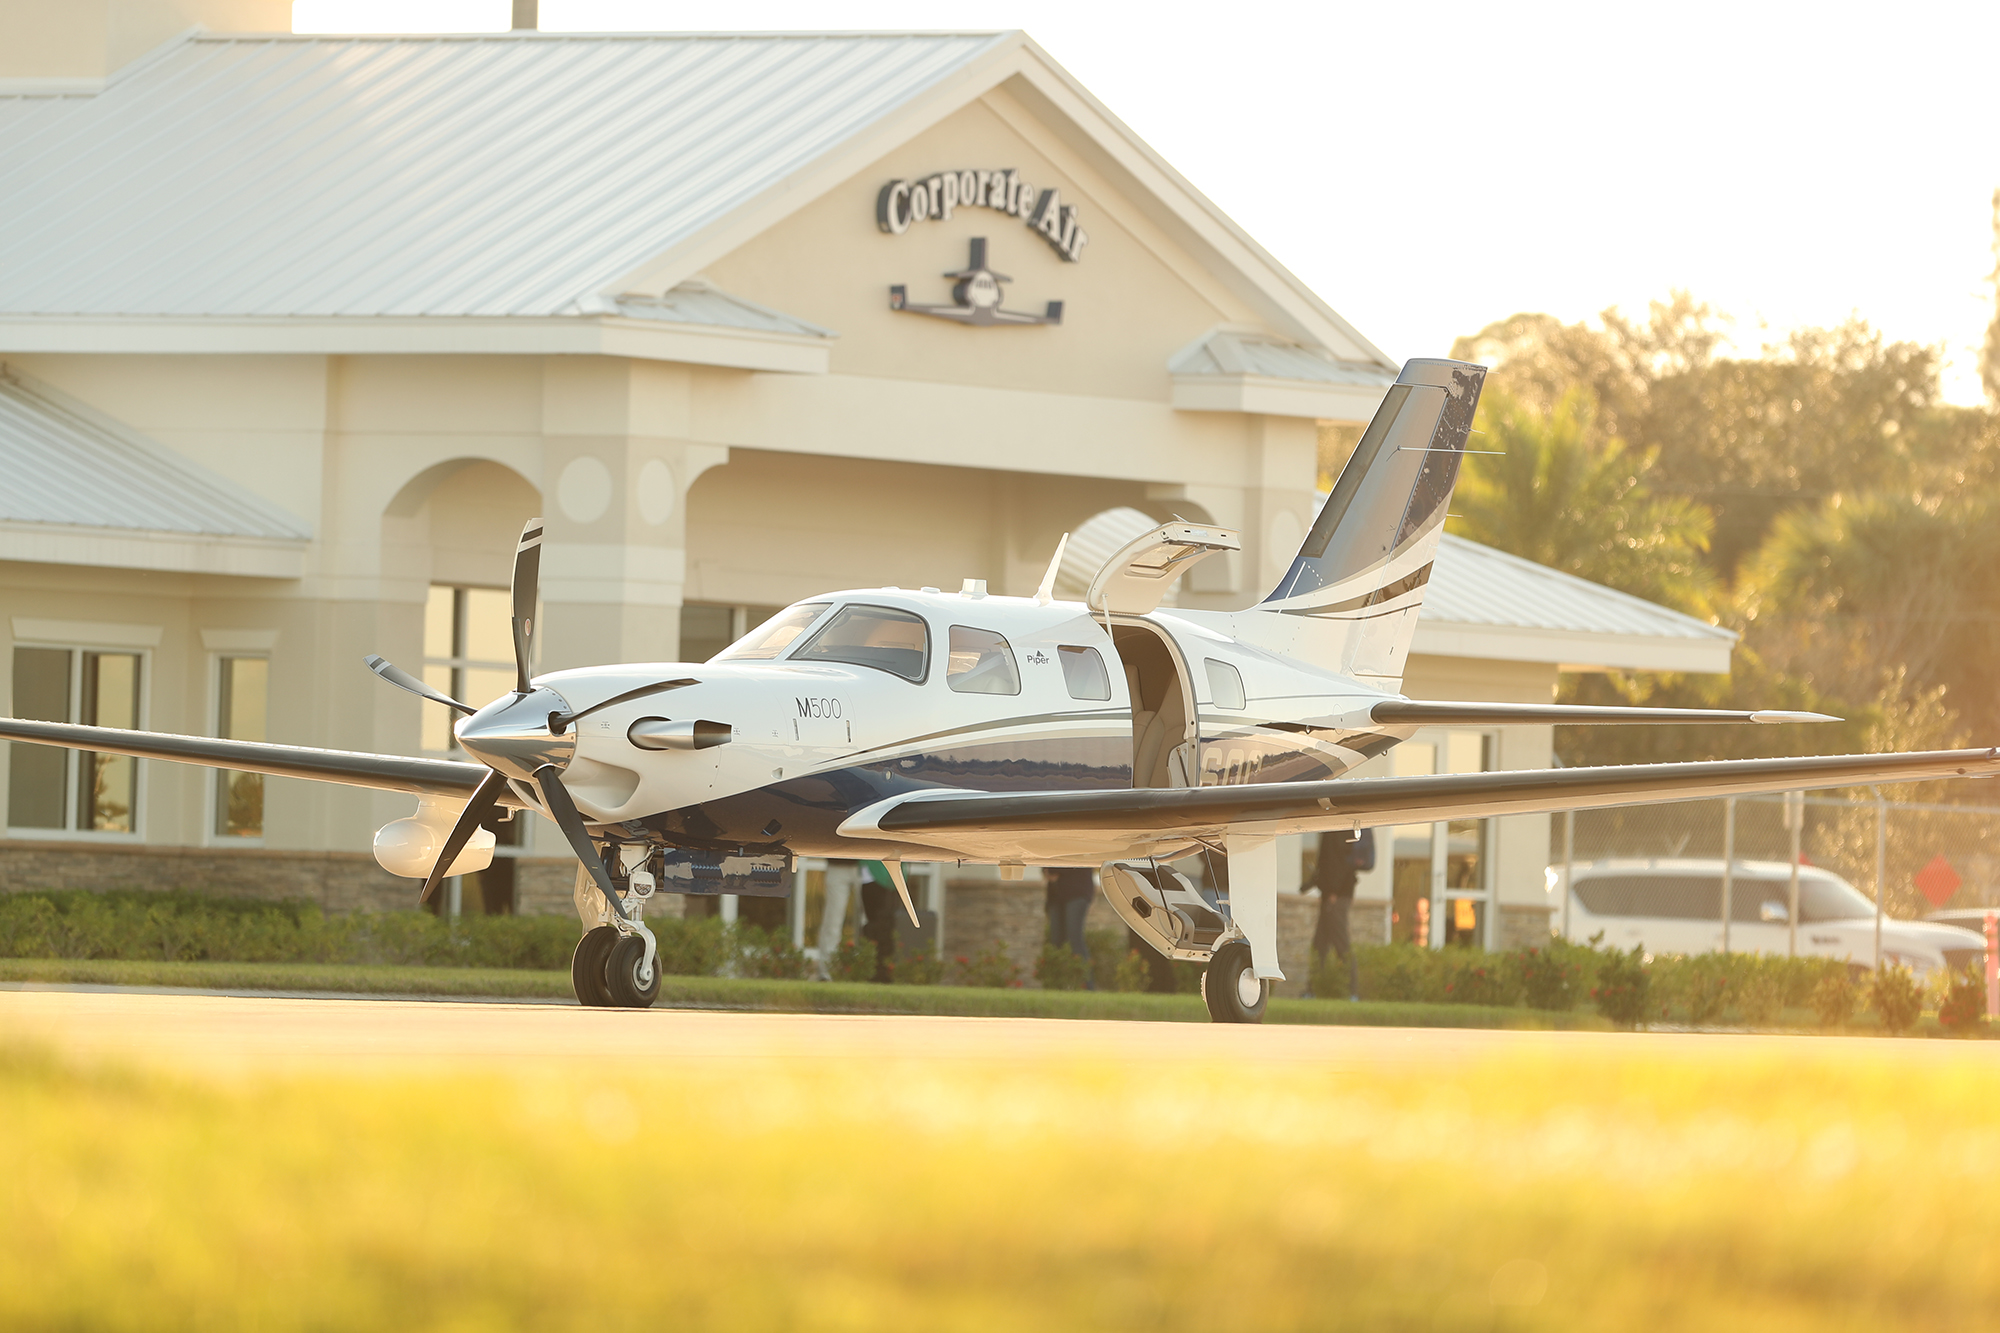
[1448,387,1718,617]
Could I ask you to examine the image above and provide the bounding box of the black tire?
[571,925,619,1007]
[605,933,661,1009]
[1201,941,1269,1024]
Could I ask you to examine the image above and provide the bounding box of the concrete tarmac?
[5,987,1999,1078]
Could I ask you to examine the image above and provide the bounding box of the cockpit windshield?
[790,604,931,682]
[713,603,829,662]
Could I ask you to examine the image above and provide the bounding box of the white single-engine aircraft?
[5,358,1994,1020]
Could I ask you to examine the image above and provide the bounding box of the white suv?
[1548,858,1986,977]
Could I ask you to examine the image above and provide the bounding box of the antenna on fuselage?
[1034,532,1070,605]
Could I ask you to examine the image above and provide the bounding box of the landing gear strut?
[1201,941,1269,1024]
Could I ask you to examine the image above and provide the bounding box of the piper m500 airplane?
[5,358,1994,1020]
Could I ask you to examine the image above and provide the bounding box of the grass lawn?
[5,1000,2000,1330]
[0,957,1617,1028]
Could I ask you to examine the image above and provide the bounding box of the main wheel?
[571,925,619,1007]
[1201,941,1269,1024]
[605,933,661,1009]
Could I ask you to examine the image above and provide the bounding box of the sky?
[292,1,2000,404]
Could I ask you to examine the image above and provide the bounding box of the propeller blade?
[364,654,475,716]
[511,518,543,696]
[549,678,699,734]
[416,769,509,907]
[882,860,921,929]
[533,764,626,922]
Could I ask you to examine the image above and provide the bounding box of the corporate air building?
[0,2,1730,976]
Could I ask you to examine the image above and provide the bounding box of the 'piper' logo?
[877,167,1088,263]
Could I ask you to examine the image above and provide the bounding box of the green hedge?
[0,890,808,977]
[1325,938,1869,1028]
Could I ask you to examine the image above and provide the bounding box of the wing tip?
[1749,711,1842,724]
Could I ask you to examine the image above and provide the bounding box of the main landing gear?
[1201,941,1269,1024]
[571,924,661,1009]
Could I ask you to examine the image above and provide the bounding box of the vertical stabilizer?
[1250,358,1486,690]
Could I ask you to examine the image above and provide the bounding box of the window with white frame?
[422,586,515,752]
[7,646,143,834]
[213,656,268,839]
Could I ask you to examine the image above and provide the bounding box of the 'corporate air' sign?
[877,168,1089,263]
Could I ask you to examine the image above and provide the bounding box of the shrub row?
[1320,935,1985,1033]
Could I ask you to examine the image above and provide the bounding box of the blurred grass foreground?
[5,1024,2000,1330]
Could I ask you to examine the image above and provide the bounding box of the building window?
[7,646,142,834]
[214,656,267,838]
[423,586,515,751]
[680,602,783,664]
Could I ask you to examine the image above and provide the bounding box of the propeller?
[511,519,541,696]
[364,654,475,715]
[415,769,509,907]
[534,763,627,922]
[548,678,698,734]
[360,516,664,927]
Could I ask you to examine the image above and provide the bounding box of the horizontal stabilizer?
[0,717,489,799]
[1369,700,1840,727]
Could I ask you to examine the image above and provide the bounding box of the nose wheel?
[1201,941,1269,1023]
[571,924,661,1009]
[605,933,661,1008]
[571,925,618,1007]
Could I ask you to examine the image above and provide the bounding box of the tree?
[1449,387,1718,617]
[1986,188,2000,408]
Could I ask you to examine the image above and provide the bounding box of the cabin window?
[6,645,143,834]
[714,603,829,663]
[1205,659,1246,710]
[213,656,267,838]
[1057,645,1110,701]
[945,626,1020,695]
[792,604,931,682]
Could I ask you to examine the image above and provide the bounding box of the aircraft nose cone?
[454,687,575,781]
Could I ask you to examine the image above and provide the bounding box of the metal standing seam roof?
[0,367,310,539]
[1423,533,1734,643]
[608,280,836,337]
[0,30,1008,320]
[1168,329,1395,388]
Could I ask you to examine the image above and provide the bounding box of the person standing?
[1044,866,1096,988]
[1310,829,1373,1000]
[858,860,899,983]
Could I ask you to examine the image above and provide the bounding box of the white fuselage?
[515,588,1412,865]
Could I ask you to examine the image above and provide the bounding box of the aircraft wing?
[841,747,2000,861]
[1366,700,1837,727]
[0,717,490,799]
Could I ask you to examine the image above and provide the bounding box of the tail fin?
[1253,358,1486,689]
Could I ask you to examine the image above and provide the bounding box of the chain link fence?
[1552,793,2000,920]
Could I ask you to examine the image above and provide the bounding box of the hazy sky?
[293,1,2000,404]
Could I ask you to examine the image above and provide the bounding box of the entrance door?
[1110,621,1198,788]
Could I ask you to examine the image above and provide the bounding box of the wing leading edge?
[842,747,2000,861]
[0,717,489,799]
